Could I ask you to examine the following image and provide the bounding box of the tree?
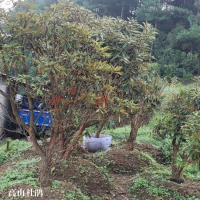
[84,15,166,150]
[153,79,200,179]
[181,111,200,170]
[73,0,139,19]
[72,0,200,83]
[0,1,167,187]
[0,1,121,185]
[27,0,58,10]
[136,0,169,30]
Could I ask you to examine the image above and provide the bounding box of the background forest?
[0,0,200,200]
[29,0,200,83]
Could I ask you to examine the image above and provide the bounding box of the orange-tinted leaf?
[78,68,82,75]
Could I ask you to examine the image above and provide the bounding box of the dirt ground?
[0,142,200,200]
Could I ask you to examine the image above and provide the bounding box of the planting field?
[1,122,200,200]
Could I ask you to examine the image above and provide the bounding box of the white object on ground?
[83,134,112,152]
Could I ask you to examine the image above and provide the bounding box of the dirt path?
[111,174,133,200]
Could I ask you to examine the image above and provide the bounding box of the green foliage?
[0,151,7,165]
[184,165,200,181]
[73,0,136,19]
[73,0,200,83]
[129,178,171,198]
[104,125,129,141]
[154,81,200,142]
[52,180,62,188]
[0,140,39,193]
[62,189,90,200]
[0,139,31,165]
[181,111,200,169]
[153,79,200,178]
[0,158,39,193]
[145,167,172,181]
[129,177,198,199]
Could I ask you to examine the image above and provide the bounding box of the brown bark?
[126,128,137,151]
[127,106,145,151]
[47,126,59,161]
[28,127,52,186]
[6,141,10,151]
[28,127,45,158]
[95,119,107,138]
[60,132,65,157]
[39,158,51,187]
[171,142,183,180]
[63,125,85,159]
[126,114,138,151]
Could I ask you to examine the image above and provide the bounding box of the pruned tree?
[85,16,166,150]
[0,1,120,185]
[153,78,200,179]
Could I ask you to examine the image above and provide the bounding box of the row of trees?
[0,1,164,185]
[71,0,200,83]
[1,0,199,184]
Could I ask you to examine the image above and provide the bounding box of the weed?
[52,180,62,188]
[0,168,38,193]
[62,189,90,200]
[0,139,31,165]
[0,158,39,193]
[129,177,199,200]
[183,165,200,181]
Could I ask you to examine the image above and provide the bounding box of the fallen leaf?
[51,167,55,173]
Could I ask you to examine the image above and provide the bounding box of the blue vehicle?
[15,95,52,136]
[18,96,52,128]
[0,73,52,140]
[18,109,52,128]
[0,87,52,140]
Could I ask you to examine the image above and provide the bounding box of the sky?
[0,0,17,10]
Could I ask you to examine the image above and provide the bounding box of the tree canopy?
[0,0,158,185]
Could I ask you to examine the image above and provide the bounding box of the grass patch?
[0,143,39,193]
[128,177,199,200]
[52,180,63,188]
[62,189,90,200]
[183,165,200,181]
[0,166,39,193]
[104,125,129,141]
[0,139,31,165]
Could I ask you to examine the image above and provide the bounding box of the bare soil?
[93,148,151,175]
[0,143,200,200]
[133,142,165,163]
[53,158,112,198]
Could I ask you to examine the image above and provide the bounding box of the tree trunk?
[59,132,65,157]
[63,125,85,159]
[126,128,137,151]
[190,44,193,54]
[126,115,138,151]
[196,4,200,24]
[95,119,107,138]
[150,7,159,55]
[121,5,124,19]
[39,158,51,187]
[171,144,183,180]
[28,127,52,186]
